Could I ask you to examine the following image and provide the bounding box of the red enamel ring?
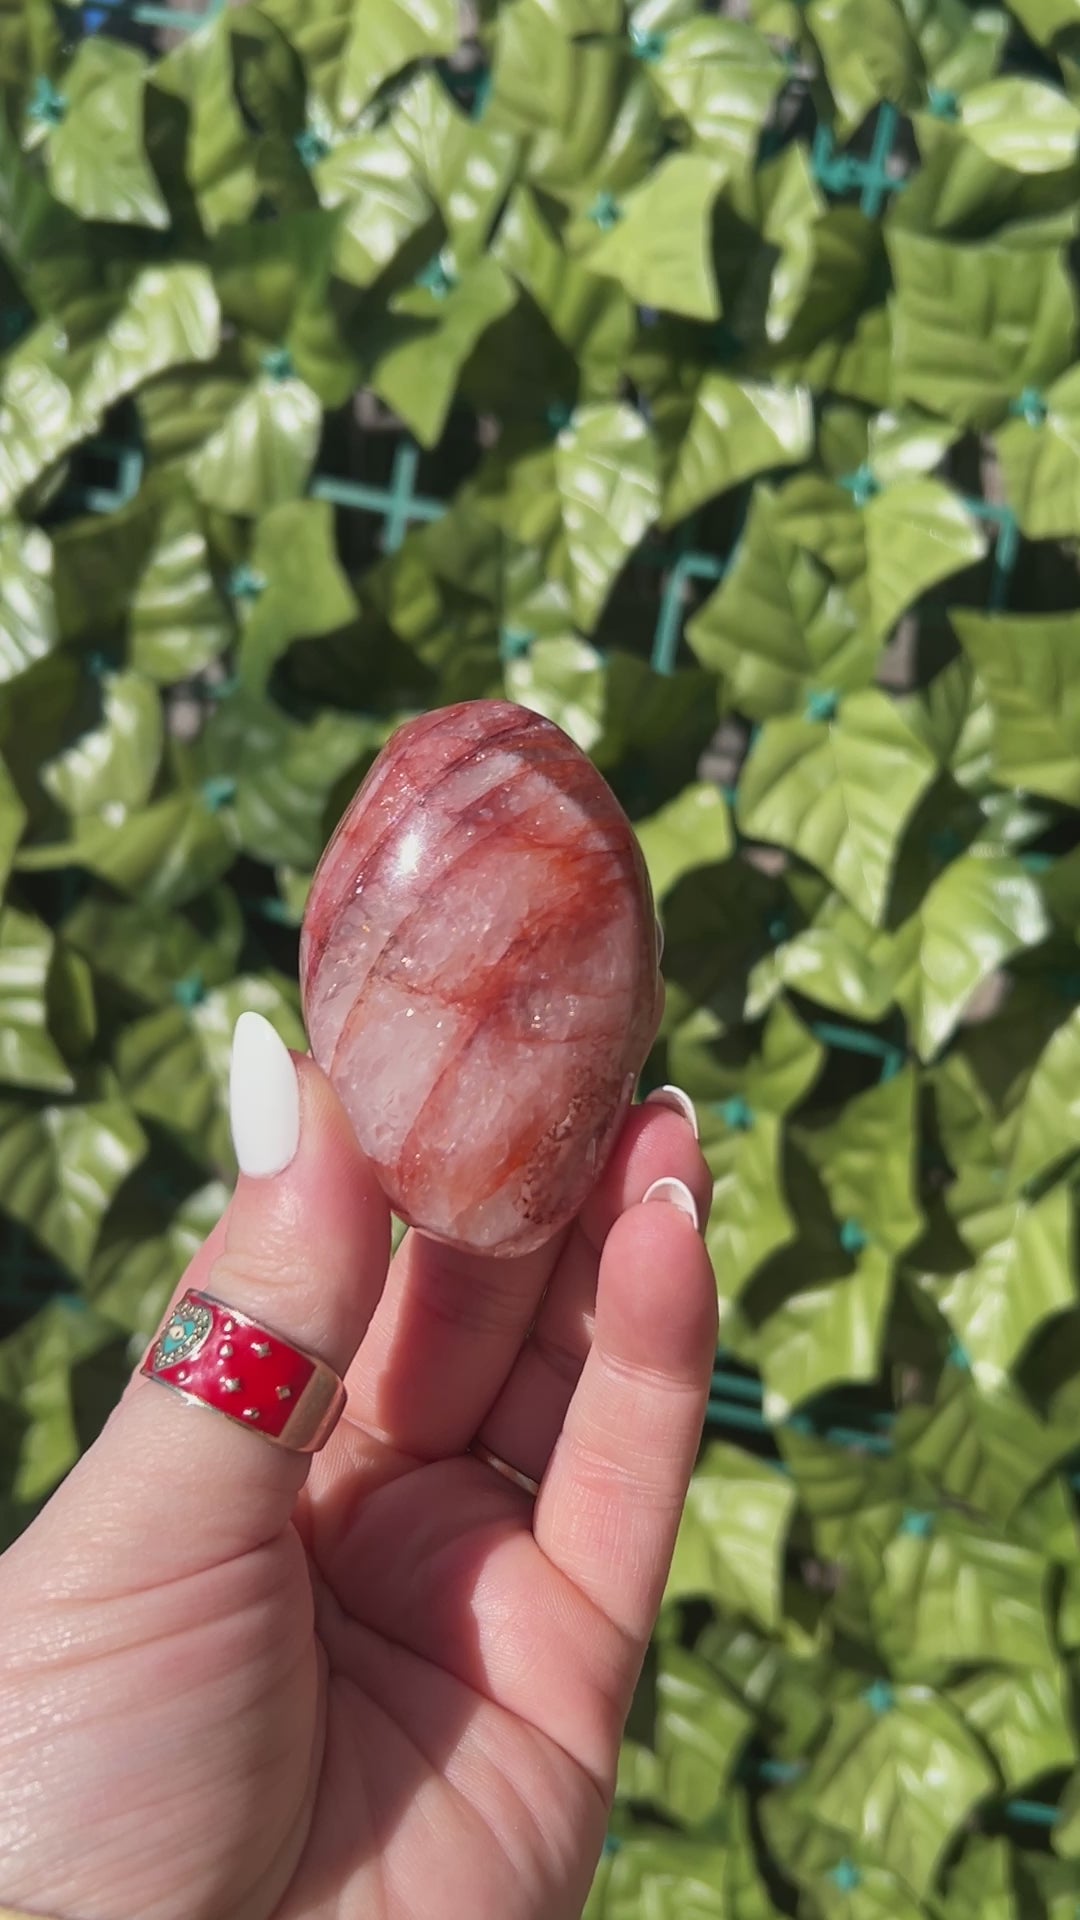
[140,1288,346,1453]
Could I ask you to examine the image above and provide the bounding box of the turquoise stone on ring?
[151,1301,213,1371]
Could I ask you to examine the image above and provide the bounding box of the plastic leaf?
[950,1667,1076,1792]
[61,889,244,1011]
[662,376,813,526]
[240,499,359,692]
[190,372,322,517]
[0,905,72,1093]
[666,1441,796,1630]
[583,1834,727,1920]
[553,403,662,631]
[39,671,162,819]
[687,488,871,720]
[0,1097,146,1278]
[648,18,786,173]
[0,522,55,687]
[580,153,725,323]
[888,230,1075,428]
[928,1171,1076,1389]
[800,1689,997,1897]
[46,40,169,230]
[959,78,1080,175]
[737,691,937,925]
[372,257,517,447]
[337,0,457,121]
[79,264,220,423]
[893,853,1050,1062]
[116,972,304,1170]
[953,609,1080,806]
[754,1245,895,1420]
[997,364,1080,540]
[878,1518,1055,1673]
[704,1109,796,1306]
[636,783,734,901]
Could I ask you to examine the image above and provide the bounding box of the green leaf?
[666,1441,796,1630]
[579,153,725,323]
[799,1690,997,1898]
[752,1244,894,1420]
[893,853,1050,1062]
[129,484,232,684]
[46,40,169,230]
[922,1171,1077,1389]
[1054,1770,1080,1858]
[803,1067,923,1257]
[0,324,86,517]
[746,894,901,1025]
[0,1097,146,1278]
[648,18,786,173]
[61,888,244,1010]
[736,692,937,925]
[0,1297,128,1513]
[959,79,1080,176]
[0,905,72,1093]
[953,609,1080,806]
[703,1109,797,1305]
[0,521,55,686]
[949,1666,1076,1792]
[806,0,924,137]
[661,376,813,527]
[644,1645,754,1827]
[636,783,734,901]
[88,1178,227,1342]
[152,20,259,231]
[553,403,662,631]
[20,790,235,911]
[314,126,439,291]
[116,972,304,1170]
[372,256,517,447]
[190,371,322,517]
[898,1368,1072,1525]
[39,671,162,819]
[877,1517,1054,1675]
[687,487,871,720]
[491,184,634,401]
[0,748,28,894]
[79,264,220,423]
[199,693,376,870]
[583,1834,728,1920]
[1009,1008,1080,1192]
[997,364,1080,540]
[337,0,457,121]
[863,479,986,641]
[240,499,359,692]
[391,72,518,265]
[888,231,1075,429]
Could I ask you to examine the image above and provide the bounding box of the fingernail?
[642,1176,700,1230]
[644,1084,698,1139]
[655,917,665,963]
[230,1012,301,1178]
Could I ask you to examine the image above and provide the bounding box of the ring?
[140,1288,346,1453]
[469,1440,540,1497]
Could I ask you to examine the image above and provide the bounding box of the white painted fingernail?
[230,1012,300,1178]
[655,917,665,963]
[642,1177,699,1230]
[644,1084,699,1139]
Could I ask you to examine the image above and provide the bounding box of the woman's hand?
[0,1014,715,1920]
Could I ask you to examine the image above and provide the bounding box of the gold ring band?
[469,1441,540,1497]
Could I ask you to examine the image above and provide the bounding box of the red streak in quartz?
[301,700,659,1256]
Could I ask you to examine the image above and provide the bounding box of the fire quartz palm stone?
[300,700,661,1258]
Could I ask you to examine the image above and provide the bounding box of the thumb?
[16,1012,392,1594]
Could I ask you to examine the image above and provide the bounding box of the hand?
[0,1015,715,1920]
